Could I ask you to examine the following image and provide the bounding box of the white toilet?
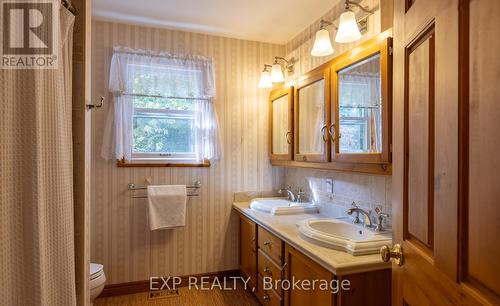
[90,263,106,302]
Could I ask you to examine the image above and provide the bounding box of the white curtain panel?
[0,8,76,306]
[101,47,221,162]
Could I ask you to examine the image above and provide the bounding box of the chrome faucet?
[278,186,296,202]
[346,202,373,228]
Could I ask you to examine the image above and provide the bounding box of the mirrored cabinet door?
[331,37,391,164]
[269,87,293,161]
[294,69,331,162]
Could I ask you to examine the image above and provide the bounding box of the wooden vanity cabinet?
[269,87,294,161]
[294,68,331,162]
[239,215,257,290]
[238,213,391,306]
[283,244,334,306]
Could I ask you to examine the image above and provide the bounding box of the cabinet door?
[269,87,294,161]
[294,69,331,162]
[239,215,257,291]
[331,37,392,165]
[283,244,334,306]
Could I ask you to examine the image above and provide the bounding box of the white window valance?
[101,46,221,162]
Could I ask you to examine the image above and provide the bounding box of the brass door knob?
[380,244,403,266]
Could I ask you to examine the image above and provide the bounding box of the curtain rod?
[113,46,213,62]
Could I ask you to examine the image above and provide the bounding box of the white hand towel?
[147,185,187,230]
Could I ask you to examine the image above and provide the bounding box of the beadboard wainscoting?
[91,20,285,285]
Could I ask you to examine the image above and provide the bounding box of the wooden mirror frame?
[269,87,294,161]
[294,68,331,163]
[331,36,392,165]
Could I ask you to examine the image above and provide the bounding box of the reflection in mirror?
[272,95,289,154]
[299,80,325,154]
[338,54,381,153]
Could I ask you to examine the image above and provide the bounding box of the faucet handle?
[297,189,306,203]
[375,206,389,217]
[351,201,359,208]
[375,209,390,232]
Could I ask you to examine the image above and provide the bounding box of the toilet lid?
[90,263,103,279]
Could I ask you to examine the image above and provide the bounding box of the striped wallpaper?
[91,0,391,285]
[91,20,285,284]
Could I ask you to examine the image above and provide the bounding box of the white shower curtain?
[0,7,77,306]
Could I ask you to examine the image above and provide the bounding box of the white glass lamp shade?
[335,11,362,43]
[258,70,272,88]
[271,63,285,83]
[311,28,334,57]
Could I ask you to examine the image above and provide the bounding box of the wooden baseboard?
[99,269,240,298]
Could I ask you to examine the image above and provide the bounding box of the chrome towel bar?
[127,180,201,198]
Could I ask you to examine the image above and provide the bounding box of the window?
[129,65,202,162]
[102,47,220,165]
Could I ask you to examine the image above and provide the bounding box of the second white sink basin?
[249,198,319,215]
[297,219,392,255]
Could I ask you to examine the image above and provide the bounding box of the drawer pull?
[251,236,256,241]
[263,267,271,273]
[263,241,272,246]
[263,294,270,301]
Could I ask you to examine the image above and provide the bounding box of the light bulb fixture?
[258,57,294,88]
[271,62,285,83]
[311,20,335,57]
[258,65,272,88]
[271,57,295,83]
[335,0,374,43]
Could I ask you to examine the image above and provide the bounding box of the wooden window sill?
[117,159,210,168]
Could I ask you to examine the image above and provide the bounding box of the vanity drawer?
[256,275,282,306]
[258,226,283,264]
[258,249,283,296]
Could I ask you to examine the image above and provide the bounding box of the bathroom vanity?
[233,200,391,306]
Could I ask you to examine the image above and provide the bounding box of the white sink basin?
[297,219,392,256]
[249,198,319,215]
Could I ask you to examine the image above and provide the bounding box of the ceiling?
[92,0,339,44]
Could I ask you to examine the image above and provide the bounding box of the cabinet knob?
[263,294,270,301]
[321,125,328,142]
[251,236,255,241]
[263,267,271,273]
[285,131,292,144]
[328,123,336,143]
[263,241,272,246]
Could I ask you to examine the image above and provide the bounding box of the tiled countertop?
[233,200,391,276]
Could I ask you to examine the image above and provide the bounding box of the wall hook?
[86,96,104,110]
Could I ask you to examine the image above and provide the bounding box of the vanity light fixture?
[335,0,374,43]
[258,64,273,88]
[258,57,294,87]
[311,20,335,57]
[271,56,295,83]
[311,0,375,57]
[271,60,285,83]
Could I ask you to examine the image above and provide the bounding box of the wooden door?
[294,68,331,162]
[391,0,500,304]
[283,244,334,306]
[269,87,294,161]
[239,215,257,291]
